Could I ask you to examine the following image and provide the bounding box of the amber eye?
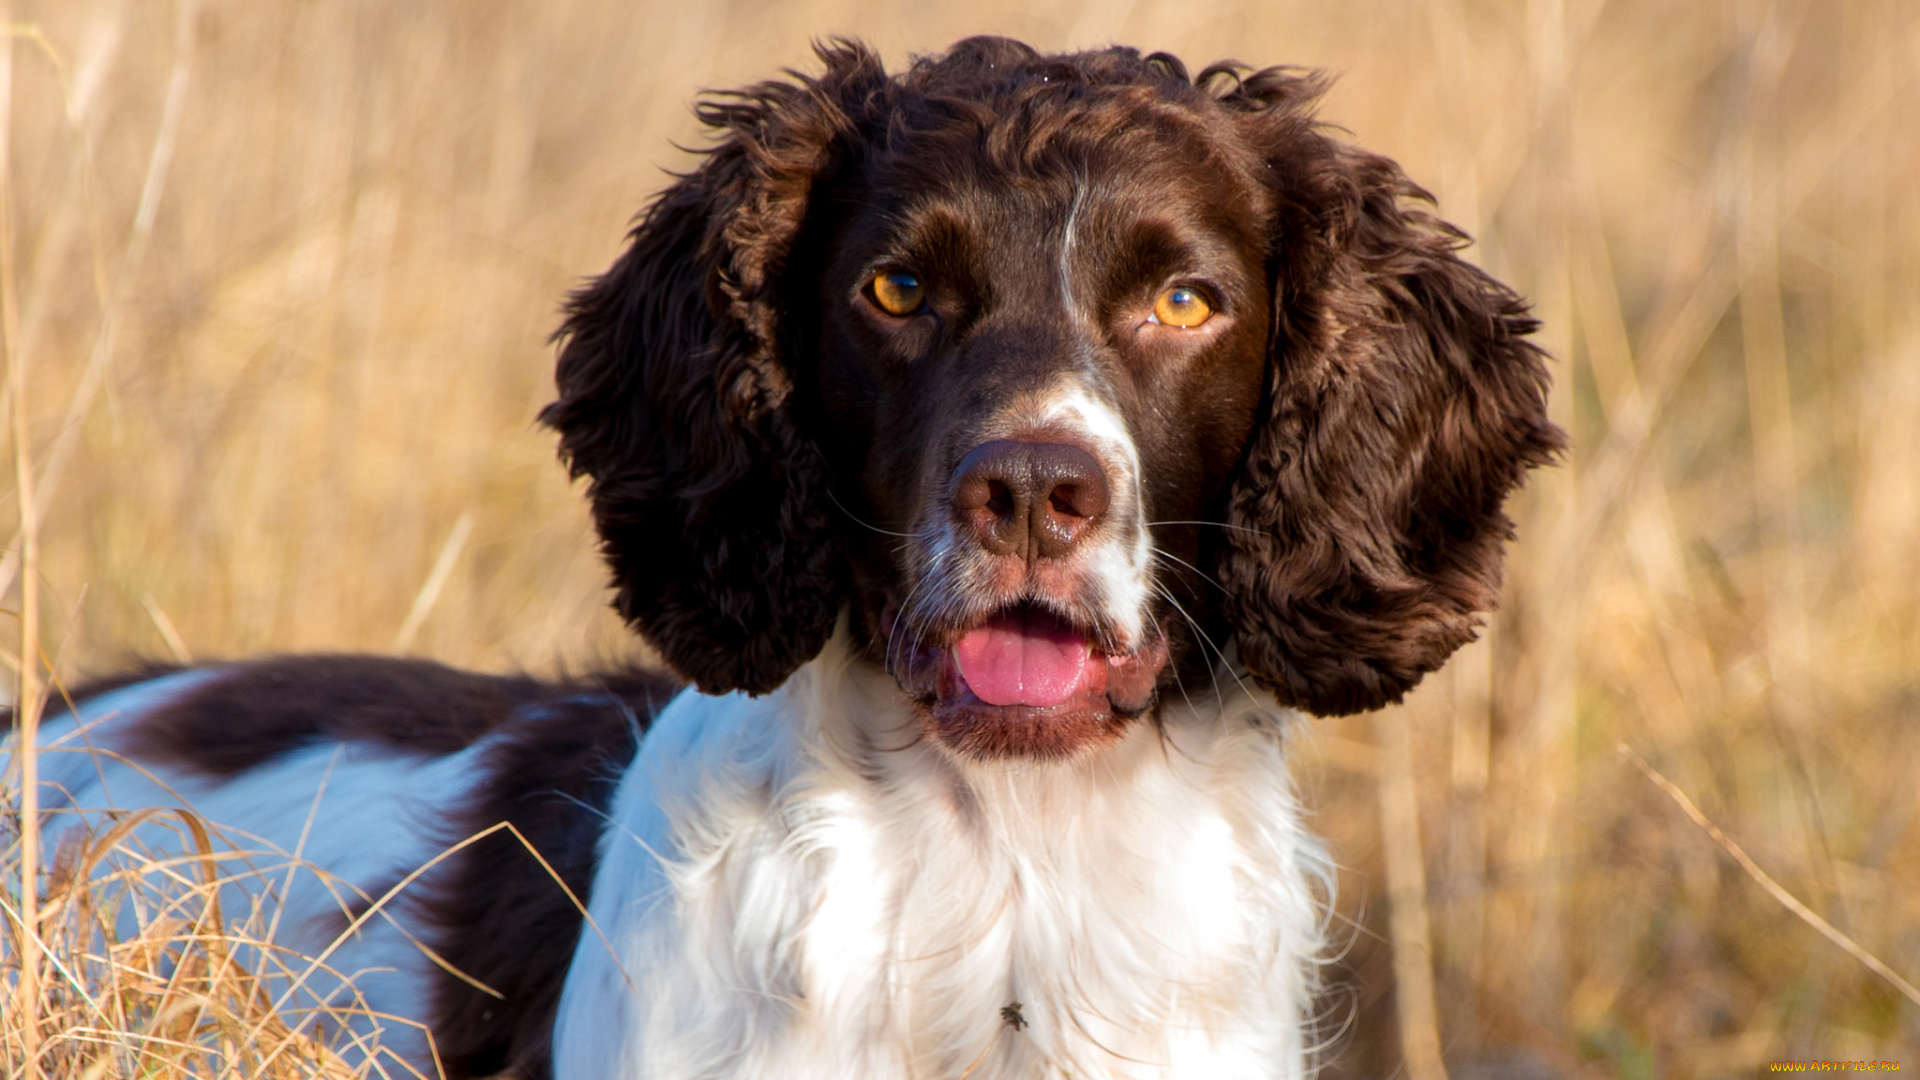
[869,271,926,317]
[1150,286,1213,328]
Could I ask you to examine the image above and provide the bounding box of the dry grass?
[2,797,436,1078]
[5,0,1918,1076]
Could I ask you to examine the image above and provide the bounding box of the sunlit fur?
[554,629,1331,1080]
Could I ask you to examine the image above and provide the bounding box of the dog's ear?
[1217,73,1565,717]
[541,42,886,695]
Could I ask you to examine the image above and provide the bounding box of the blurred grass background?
[4,0,1917,1075]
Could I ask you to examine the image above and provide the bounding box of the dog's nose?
[950,440,1111,559]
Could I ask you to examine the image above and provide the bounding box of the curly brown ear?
[541,42,886,695]
[1219,80,1565,717]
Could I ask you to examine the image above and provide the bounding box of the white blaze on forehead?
[1058,176,1086,317]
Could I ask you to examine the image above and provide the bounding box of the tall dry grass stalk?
[3,4,48,1075]
[6,1,1919,1077]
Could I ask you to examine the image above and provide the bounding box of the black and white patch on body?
[15,656,672,1080]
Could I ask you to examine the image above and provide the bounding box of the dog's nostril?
[1047,479,1106,523]
[950,440,1110,559]
[986,480,1014,517]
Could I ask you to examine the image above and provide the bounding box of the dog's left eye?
[1149,286,1213,328]
[868,271,927,317]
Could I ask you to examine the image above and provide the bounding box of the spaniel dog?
[20,37,1560,1080]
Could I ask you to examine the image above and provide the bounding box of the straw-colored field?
[5,0,1917,1076]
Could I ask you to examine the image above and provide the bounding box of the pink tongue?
[952,608,1092,707]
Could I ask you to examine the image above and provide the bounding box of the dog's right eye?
[1149,286,1213,328]
[868,271,926,317]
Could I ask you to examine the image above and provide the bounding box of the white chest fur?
[554,636,1330,1079]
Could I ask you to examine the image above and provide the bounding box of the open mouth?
[952,605,1096,707]
[892,601,1170,760]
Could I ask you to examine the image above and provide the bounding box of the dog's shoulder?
[415,668,678,1079]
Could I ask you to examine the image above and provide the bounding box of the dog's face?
[544,38,1562,762]
[803,108,1275,758]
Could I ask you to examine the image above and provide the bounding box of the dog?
[17,36,1560,1080]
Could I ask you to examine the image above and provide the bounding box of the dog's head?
[543,37,1562,761]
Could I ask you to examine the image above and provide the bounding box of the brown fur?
[545,36,1562,719]
[1215,71,1566,715]
[121,655,562,774]
[419,679,672,1080]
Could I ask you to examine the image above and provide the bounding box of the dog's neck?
[556,627,1331,1080]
